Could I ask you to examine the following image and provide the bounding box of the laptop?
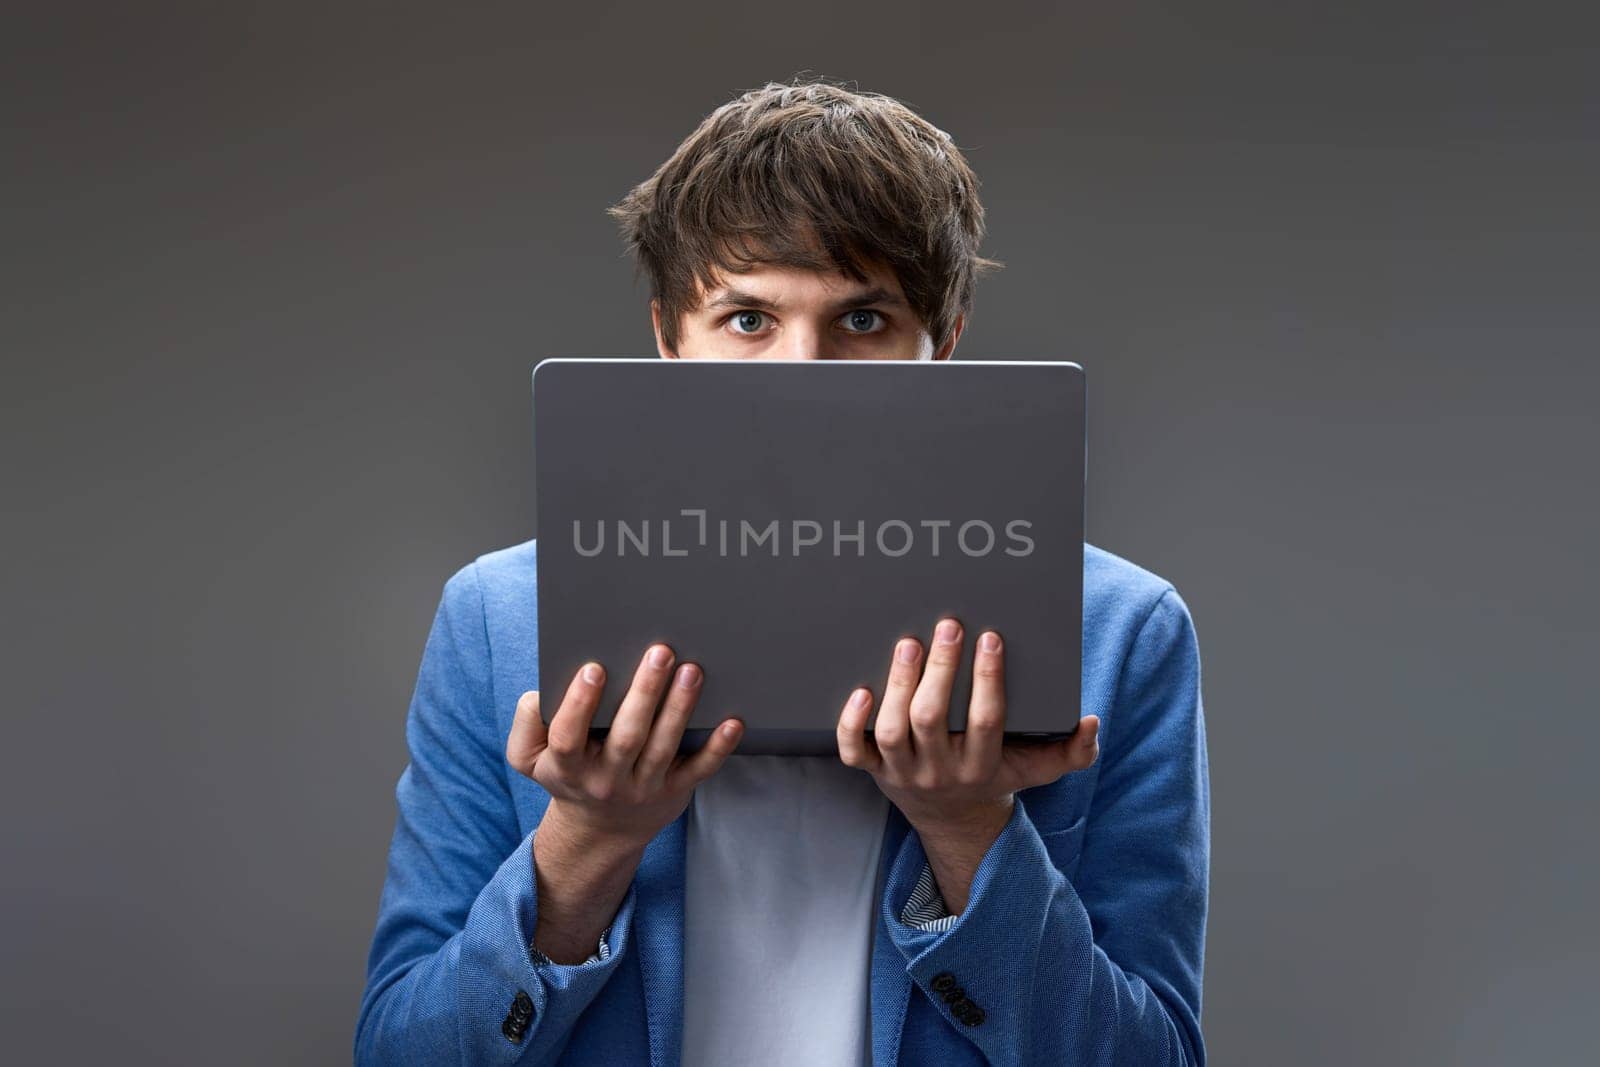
[531,358,1084,756]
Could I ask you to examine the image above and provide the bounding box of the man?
[356,79,1209,1066]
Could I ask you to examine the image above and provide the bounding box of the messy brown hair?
[607,77,1001,353]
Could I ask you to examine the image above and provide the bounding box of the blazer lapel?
[871,803,914,1066]
[635,808,688,1067]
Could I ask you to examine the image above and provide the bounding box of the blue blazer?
[356,540,1209,1065]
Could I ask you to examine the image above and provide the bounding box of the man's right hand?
[506,643,744,963]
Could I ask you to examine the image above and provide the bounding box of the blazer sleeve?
[355,562,633,1065]
[881,586,1210,1065]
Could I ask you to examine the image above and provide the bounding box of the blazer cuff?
[880,800,1071,1051]
[455,829,635,1060]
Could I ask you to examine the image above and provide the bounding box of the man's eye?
[728,311,768,335]
[840,309,885,334]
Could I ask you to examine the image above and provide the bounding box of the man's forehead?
[693,261,909,309]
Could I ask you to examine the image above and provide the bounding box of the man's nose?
[773,322,832,360]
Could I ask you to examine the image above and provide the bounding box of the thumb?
[505,690,549,778]
[1010,715,1100,788]
[669,718,745,791]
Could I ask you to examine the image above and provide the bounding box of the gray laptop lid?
[532,358,1084,756]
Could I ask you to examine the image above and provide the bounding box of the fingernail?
[649,645,672,668]
[677,663,701,688]
[896,638,919,664]
[980,631,1001,653]
[582,663,604,684]
[848,687,869,709]
[721,721,741,737]
[935,619,961,644]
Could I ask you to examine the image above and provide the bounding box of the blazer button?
[961,1005,987,1027]
[502,989,534,1042]
[931,972,957,993]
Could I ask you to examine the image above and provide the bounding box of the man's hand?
[835,618,1099,913]
[507,644,744,962]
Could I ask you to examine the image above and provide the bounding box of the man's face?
[652,259,964,361]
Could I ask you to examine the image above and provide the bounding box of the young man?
[357,80,1209,1066]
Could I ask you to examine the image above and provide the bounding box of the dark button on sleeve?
[501,988,534,1041]
[929,972,985,1027]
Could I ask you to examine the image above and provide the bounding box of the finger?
[505,690,548,777]
[874,636,922,776]
[601,643,676,774]
[634,661,703,786]
[836,687,882,772]
[668,718,745,791]
[909,617,962,759]
[546,663,606,770]
[962,630,1006,776]
[1004,714,1101,789]
[1077,714,1101,765]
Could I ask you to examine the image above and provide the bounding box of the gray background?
[3,2,1595,1064]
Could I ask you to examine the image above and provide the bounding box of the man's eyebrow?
[703,288,782,312]
[828,286,908,310]
[700,286,909,313]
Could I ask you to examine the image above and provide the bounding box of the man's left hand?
[836,617,1100,913]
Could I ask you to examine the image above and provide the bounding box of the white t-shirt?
[682,754,891,1066]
